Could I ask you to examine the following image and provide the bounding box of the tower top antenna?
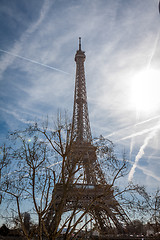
[79,37,81,51]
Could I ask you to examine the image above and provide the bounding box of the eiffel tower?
[48,38,130,235]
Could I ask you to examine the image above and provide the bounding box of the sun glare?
[131,69,160,114]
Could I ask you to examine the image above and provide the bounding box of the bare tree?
[0,118,150,239]
[148,189,160,233]
[94,135,150,223]
[0,144,11,205]
[0,118,95,240]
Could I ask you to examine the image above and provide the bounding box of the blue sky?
[0,0,160,192]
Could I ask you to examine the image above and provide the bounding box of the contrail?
[128,122,160,182]
[127,158,160,182]
[0,48,70,74]
[122,157,160,182]
[47,160,62,168]
[129,136,134,161]
[138,164,160,182]
[128,114,160,163]
[147,30,160,70]
[129,115,139,162]
[105,115,160,140]
[135,115,160,126]
[117,122,160,142]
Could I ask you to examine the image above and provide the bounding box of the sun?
[131,69,160,114]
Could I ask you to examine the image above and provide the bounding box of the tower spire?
[79,37,81,51]
[71,38,92,142]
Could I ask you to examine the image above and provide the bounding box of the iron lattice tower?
[67,38,130,232]
[47,39,130,234]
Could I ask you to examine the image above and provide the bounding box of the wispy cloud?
[128,123,160,181]
[0,0,51,80]
[0,107,36,125]
[0,0,160,190]
[136,164,160,183]
[118,123,160,142]
[0,48,70,74]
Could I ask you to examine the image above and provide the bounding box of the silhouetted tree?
[0,118,95,240]
[0,117,150,239]
[149,189,160,233]
[0,144,10,205]
[95,135,150,223]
